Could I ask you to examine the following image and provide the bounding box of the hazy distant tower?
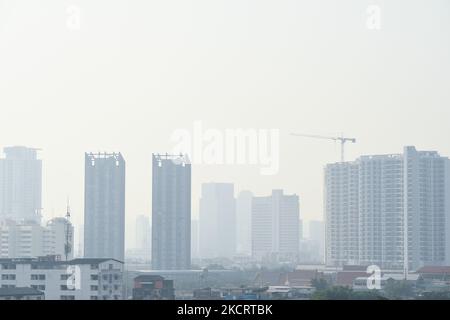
[84,152,125,261]
[0,146,42,223]
[152,154,191,270]
[199,183,236,259]
[252,190,300,261]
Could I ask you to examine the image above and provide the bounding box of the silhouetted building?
[132,275,174,300]
[0,146,42,223]
[84,152,125,261]
[152,154,191,270]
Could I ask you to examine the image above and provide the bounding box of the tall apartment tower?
[152,154,191,270]
[0,146,42,223]
[199,183,236,259]
[324,162,359,266]
[252,190,300,261]
[325,146,450,271]
[84,152,125,261]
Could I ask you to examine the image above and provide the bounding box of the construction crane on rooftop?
[290,133,356,162]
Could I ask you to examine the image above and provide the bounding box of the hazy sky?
[1,0,449,248]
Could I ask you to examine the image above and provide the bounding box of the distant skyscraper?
[236,190,253,256]
[135,214,151,259]
[325,146,450,271]
[324,161,359,267]
[0,146,42,223]
[191,219,199,259]
[152,154,191,270]
[309,220,325,263]
[199,183,236,259]
[252,190,300,261]
[84,152,125,261]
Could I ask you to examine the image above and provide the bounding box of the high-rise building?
[135,214,151,261]
[324,161,359,267]
[0,146,42,223]
[309,220,325,263]
[325,146,450,271]
[251,190,300,261]
[0,217,73,259]
[191,219,199,259]
[199,183,236,259]
[152,154,191,270]
[236,191,253,256]
[84,152,125,262]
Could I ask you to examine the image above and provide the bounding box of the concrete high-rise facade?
[325,146,450,271]
[191,219,199,259]
[199,183,236,259]
[236,191,253,256]
[0,146,42,223]
[84,152,125,262]
[152,154,191,270]
[324,162,359,266]
[252,190,300,261]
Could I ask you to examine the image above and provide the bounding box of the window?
[1,264,16,270]
[60,295,75,300]
[103,285,108,290]
[90,264,99,270]
[31,285,46,291]
[1,274,15,280]
[102,275,108,281]
[90,274,98,281]
[90,296,98,300]
[31,274,45,280]
[61,274,70,280]
[60,285,74,291]
[90,285,98,291]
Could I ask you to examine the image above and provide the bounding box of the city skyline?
[2,1,449,246]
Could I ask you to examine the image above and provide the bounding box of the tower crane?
[290,133,356,162]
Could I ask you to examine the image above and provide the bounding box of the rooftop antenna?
[64,198,72,261]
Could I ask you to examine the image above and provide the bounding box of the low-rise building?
[132,275,174,300]
[0,256,123,300]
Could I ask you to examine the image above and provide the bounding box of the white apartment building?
[0,256,124,300]
[0,218,73,259]
[252,190,300,261]
[325,146,450,271]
